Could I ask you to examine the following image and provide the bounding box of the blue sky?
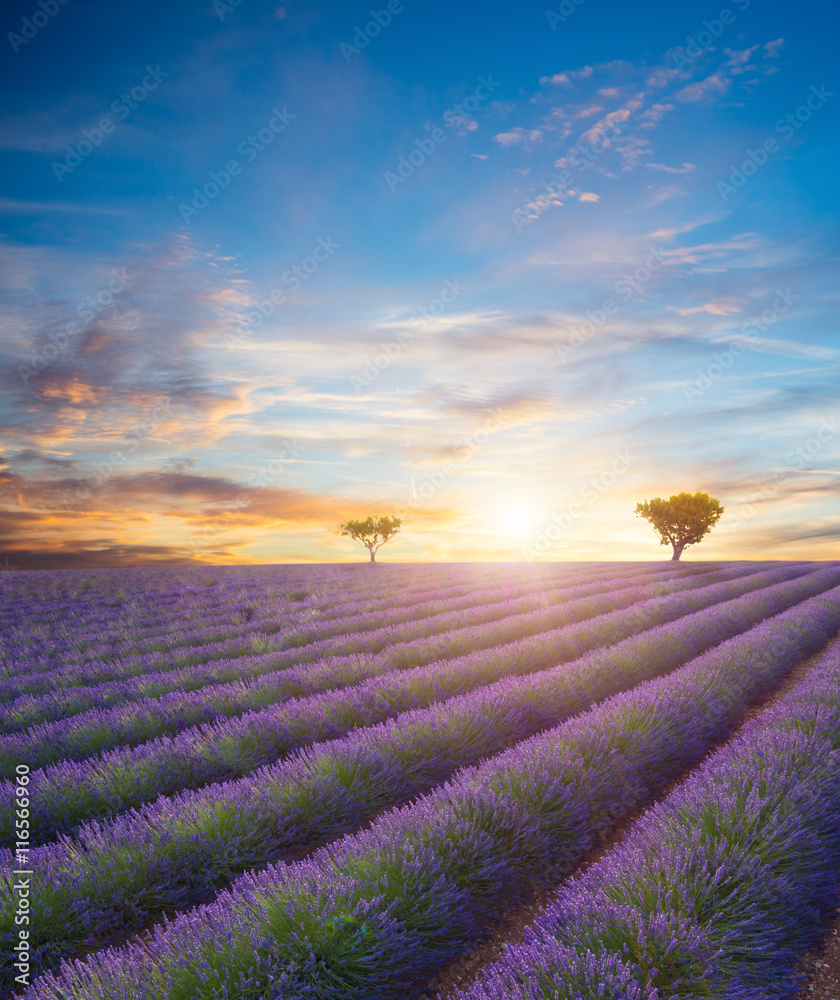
[0,0,838,567]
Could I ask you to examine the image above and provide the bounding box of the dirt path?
[425,633,840,999]
[794,916,840,999]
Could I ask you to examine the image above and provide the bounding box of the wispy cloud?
[0,198,125,215]
[493,127,543,147]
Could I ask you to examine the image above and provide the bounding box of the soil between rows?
[794,915,840,1000]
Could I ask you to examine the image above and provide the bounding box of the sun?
[500,506,539,537]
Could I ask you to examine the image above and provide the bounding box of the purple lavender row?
[455,634,840,999]
[0,564,719,761]
[4,560,544,677]
[35,564,521,653]
[0,568,512,708]
[1,560,543,667]
[0,563,790,844]
[3,601,297,666]
[0,601,268,679]
[0,562,540,671]
[0,563,533,681]
[0,564,724,686]
[0,563,585,698]
[0,582,300,642]
[0,564,337,631]
[0,561,440,610]
[2,591,252,640]
[21,583,840,1000]
[0,563,683,735]
[9,616,306,674]
[2,562,629,682]
[0,562,575,629]
[0,589,317,674]
[0,564,706,714]
[4,565,833,984]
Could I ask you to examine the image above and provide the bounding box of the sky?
[0,0,838,568]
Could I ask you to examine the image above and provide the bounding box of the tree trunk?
[369,548,376,563]
[671,542,685,561]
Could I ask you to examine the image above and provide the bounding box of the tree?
[340,515,402,563]
[635,492,724,562]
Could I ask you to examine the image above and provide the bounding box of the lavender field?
[2,560,840,1000]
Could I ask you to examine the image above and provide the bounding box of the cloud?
[671,297,743,316]
[723,45,760,75]
[493,127,543,147]
[0,114,96,154]
[726,336,839,361]
[539,67,594,86]
[615,135,652,171]
[643,212,727,240]
[1,234,261,449]
[659,234,763,266]
[645,161,696,174]
[578,192,600,202]
[488,43,784,217]
[636,102,673,128]
[0,458,404,568]
[0,198,125,215]
[579,97,643,147]
[576,104,604,119]
[645,67,682,90]
[0,544,211,571]
[675,73,729,103]
[642,183,684,207]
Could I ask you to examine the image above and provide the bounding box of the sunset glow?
[1,0,838,568]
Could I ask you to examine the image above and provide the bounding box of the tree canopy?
[635,492,724,561]
[340,515,402,563]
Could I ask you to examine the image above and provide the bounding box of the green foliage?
[635,492,724,560]
[340,515,402,562]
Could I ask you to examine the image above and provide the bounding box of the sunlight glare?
[500,506,539,537]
